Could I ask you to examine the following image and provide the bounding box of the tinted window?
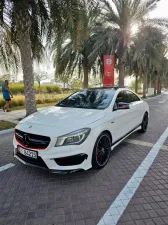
[127,91,140,102]
[116,91,130,103]
[56,89,115,109]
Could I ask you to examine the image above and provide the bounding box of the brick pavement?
[117,148,168,225]
[0,94,168,225]
[130,97,168,143]
[0,135,150,225]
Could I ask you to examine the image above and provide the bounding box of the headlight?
[55,128,91,147]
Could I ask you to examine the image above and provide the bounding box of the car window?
[116,91,130,104]
[56,89,116,110]
[126,91,140,103]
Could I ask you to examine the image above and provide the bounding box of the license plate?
[18,146,37,159]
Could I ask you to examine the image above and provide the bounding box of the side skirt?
[111,125,141,150]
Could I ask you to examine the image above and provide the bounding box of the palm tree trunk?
[15,2,37,116]
[149,74,152,88]
[18,33,37,116]
[154,81,157,96]
[38,82,41,94]
[83,66,89,89]
[158,78,161,94]
[118,57,125,86]
[100,55,104,86]
[135,74,138,93]
[154,76,157,96]
[143,74,147,98]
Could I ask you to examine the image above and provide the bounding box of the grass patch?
[0,120,16,131]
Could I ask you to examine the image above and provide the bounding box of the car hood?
[19,106,106,135]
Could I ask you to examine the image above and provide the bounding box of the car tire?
[140,113,149,133]
[92,132,112,169]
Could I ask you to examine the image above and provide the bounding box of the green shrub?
[9,84,25,94]
[45,85,62,94]
[36,99,43,104]
[137,89,143,95]
[0,93,69,108]
[129,80,142,91]
[0,83,62,94]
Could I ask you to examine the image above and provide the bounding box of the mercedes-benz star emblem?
[23,134,30,145]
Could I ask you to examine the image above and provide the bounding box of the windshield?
[56,89,115,109]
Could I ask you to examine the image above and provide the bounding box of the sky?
[150,0,168,18]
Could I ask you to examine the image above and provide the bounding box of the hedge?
[0,84,62,95]
[0,93,69,108]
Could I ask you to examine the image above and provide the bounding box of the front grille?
[15,129,50,150]
[16,152,48,169]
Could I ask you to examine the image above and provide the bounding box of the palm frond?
[0,24,20,73]
[132,0,160,22]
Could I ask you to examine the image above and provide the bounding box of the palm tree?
[126,25,167,98]
[155,56,168,94]
[0,0,48,116]
[99,0,168,86]
[53,38,96,88]
[50,0,100,88]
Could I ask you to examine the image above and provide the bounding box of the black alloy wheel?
[140,113,149,133]
[92,132,111,169]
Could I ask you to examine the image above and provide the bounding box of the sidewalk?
[0,107,46,124]
[0,109,26,124]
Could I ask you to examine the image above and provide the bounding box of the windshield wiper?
[56,104,70,107]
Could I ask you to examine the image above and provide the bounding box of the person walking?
[2,80,13,112]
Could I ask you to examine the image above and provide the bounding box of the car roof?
[86,87,127,91]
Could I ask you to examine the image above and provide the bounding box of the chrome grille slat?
[28,137,49,144]
[16,133,23,139]
[15,129,50,149]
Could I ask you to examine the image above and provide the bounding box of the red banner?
[103,55,114,87]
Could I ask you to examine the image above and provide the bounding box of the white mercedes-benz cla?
[13,87,149,173]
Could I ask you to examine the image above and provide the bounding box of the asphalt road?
[0,94,168,225]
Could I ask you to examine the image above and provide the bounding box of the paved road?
[0,94,168,225]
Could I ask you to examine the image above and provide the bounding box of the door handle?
[111,121,114,124]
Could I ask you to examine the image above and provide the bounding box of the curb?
[0,128,14,136]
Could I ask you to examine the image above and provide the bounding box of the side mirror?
[117,102,130,110]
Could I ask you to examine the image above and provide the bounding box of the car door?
[126,91,143,129]
[111,91,133,143]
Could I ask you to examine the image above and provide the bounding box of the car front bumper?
[13,134,95,172]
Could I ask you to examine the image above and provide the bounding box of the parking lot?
[1,94,168,225]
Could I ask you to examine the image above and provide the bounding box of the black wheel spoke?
[96,135,111,167]
[143,116,148,130]
[97,151,104,158]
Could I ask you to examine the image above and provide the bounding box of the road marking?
[125,139,168,151]
[0,163,15,172]
[125,139,153,148]
[145,94,163,100]
[159,100,166,104]
[98,127,168,225]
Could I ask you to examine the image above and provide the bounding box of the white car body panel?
[13,88,149,172]
[19,107,106,136]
